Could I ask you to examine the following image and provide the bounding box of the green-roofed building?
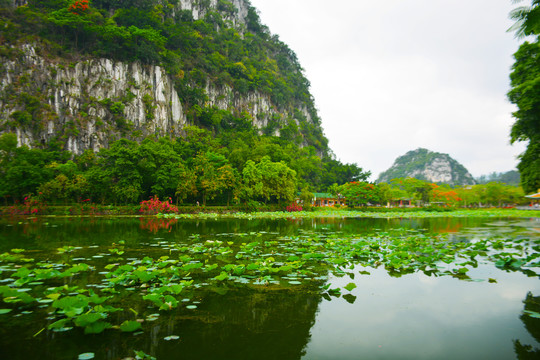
[312,193,345,207]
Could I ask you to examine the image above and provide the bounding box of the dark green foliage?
[245,6,263,34]
[321,159,370,188]
[142,94,155,121]
[476,170,521,186]
[0,135,66,201]
[516,141,540,194]
[7,92,51,130]
[0,130,368,205]
[10,110,32,126]
[217,0,235,15]
[508,2,540,193]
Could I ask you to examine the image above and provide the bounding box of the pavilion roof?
[313,193,335,198]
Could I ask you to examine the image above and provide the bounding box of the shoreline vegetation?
[1,206,539,219]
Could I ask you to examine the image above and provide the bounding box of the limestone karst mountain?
[377,148,476,186]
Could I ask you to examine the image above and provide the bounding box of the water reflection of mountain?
[149,287,322,359]
[515,292,540,359]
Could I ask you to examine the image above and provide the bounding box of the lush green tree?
[390,177,435,204]
[216,164,238,206]
[321,158,370,189]
[175,126,221,165]
[0,133,18,202]
[338,182,381,207]
[508,1,540,193]
[256,156,297,204]
[38,173,89,203]
[298,187,314,207]
[476,182,525,207]
[137,138,181,199]
[37,160,89,203]
[455,186,480,208]
[175,161,197,205]
[289,146,322,190]
[193,151,230,205]
[235,156,296,204]
[47,0,103,49]
[236,159,264,203]
[94,139,143,204]
[377,182,394,206]
[516,141,540,194]
[0,143,56,202]
[454,183,525,207]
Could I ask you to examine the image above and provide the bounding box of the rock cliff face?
[1,44,186,152]
[377,148,476,186]
[0,0,319,154]
[176,0,249,25]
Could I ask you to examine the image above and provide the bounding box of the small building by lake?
[312,193,345,207]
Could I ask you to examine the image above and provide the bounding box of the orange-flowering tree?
[339,181,381,207]
[68,0,89,15]
[430,186,462,206]
[48,0,97,49]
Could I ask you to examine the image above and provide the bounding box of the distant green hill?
[475,170,520,186]
[377,148,476,186]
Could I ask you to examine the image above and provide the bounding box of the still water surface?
[0,215,539,359]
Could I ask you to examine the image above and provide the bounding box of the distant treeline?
[334,177,526,208]
[475,171,520,187]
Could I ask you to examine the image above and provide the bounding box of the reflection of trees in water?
[0,216,503,253]
[515,292,540,359]
[0,285,323,360]
[139,217,178,233]
[0,217,145,251]
[286,217,486,235]
[148,287,322,360]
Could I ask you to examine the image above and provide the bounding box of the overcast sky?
[249,0,528,180]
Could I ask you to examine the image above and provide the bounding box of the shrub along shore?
[1,203,539,219]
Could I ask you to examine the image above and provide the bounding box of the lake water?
[0,215,539,360]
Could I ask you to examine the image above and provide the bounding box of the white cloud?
[250,0,527,180]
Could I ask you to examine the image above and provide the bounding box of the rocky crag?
[377,148,476,186]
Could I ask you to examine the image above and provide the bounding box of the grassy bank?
[1,203,539,219]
